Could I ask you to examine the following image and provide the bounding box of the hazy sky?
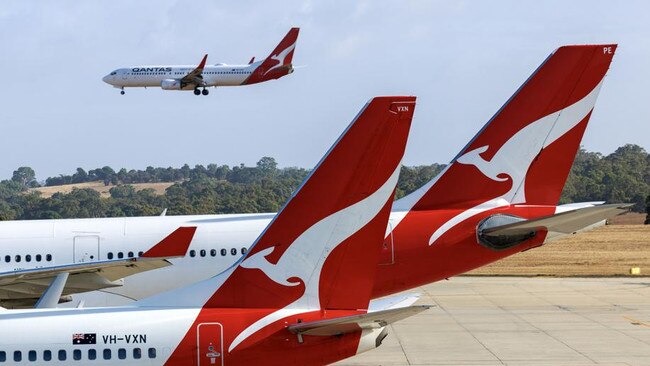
[0,1,648,180]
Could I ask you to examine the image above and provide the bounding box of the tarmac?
[337,277,650,366]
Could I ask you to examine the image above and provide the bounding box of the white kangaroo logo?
[228,165,401,352]
[263,42,296,76]
[428,80,605,245]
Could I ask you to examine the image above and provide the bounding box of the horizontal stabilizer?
[287,305,431,337]
[482,203,633,237]
[368,292,421,312]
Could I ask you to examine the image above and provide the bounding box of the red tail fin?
[208,96,415,312]
[397,45,616,212]
[243,27,300,84]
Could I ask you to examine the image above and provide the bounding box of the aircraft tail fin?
[243,27,300,84]
[395,45,617,212]
[139,96,415,315]
[207,96,415,310]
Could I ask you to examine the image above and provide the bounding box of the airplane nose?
[102,74,112,84]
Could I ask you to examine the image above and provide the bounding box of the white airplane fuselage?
[103,63,260,90]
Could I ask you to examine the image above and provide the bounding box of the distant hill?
[31,182,176,198]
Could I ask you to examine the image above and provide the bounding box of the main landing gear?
[194,87,209,96]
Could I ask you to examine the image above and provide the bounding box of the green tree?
[645,194,650,225]
[11,167,36,188]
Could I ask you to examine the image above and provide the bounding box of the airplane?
[0,96,430,366]
[0,226,197,308]
[102,27,299,95]
[0,44,625,310]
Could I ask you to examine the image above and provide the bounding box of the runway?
[338,277,650,366]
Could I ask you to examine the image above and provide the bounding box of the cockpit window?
[110,71,117,75]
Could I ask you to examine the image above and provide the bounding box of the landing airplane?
[0,96,429,366]
[0,44,624,310]
[102,27,299,95]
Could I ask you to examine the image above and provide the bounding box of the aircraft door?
[73,235,100,263]
[197,323,224,366]
[379,221,395,265]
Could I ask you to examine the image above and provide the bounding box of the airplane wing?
[180,54,208,86]
[0,226,196,308]
[287,305,431,337]
[481,203,633,238]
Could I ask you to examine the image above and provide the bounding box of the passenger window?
[148,348,156,358]
[210,249,217,257]
[200,249,206,257]
[73,349,81,360]
[118,348,126,359]
[88,349,96,360]
[241,247,248,255]
[15,255,21,263]
[13,351,21,362]
[189,250,196,258]
[128,252,134,258]
[108,252,114,260]
[46,254,52,261]
[0,351,5,362]
[117,252,124,259]
[28,350,36,361]
[43,350,51,361]
[231,248,237,256]
[36,254,42,262]
[25,255,31,262]
[58,350,66,361]
[220,249,227,256]
[133,348,141,359]
[4,255,9,263]
[103,349,111,360]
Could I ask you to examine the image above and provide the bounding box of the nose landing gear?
[120,88,125,95]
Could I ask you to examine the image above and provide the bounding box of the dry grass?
[31,181,176,198]
[467,224,650,277]
[608,212,646,225]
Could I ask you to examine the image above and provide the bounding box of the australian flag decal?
[72,333,97,345]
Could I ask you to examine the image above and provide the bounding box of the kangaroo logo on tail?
[229,166,401,352]
[429,80,604,245]
[263,42,296,76]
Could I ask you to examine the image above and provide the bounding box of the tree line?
[1,144,648,221]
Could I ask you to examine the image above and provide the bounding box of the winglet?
[249,56,255,64]
[141,226,197,258]
[197,54,208,69]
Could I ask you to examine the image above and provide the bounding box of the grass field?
[467,224,650,277]
[31,181,176,198]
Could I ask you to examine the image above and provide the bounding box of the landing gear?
[120,88,125,95]
[201,88,209,96]
[193,88,201,96]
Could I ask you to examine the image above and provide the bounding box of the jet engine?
[477,214,536,250]
[161,79,182,90]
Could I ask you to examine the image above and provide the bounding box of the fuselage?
[0,305,374,365]
[0,204,572,308]
[102,63,260,89]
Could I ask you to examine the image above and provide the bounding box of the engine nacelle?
[161,79,182,90]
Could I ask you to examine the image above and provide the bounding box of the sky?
[0,0,648,181]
